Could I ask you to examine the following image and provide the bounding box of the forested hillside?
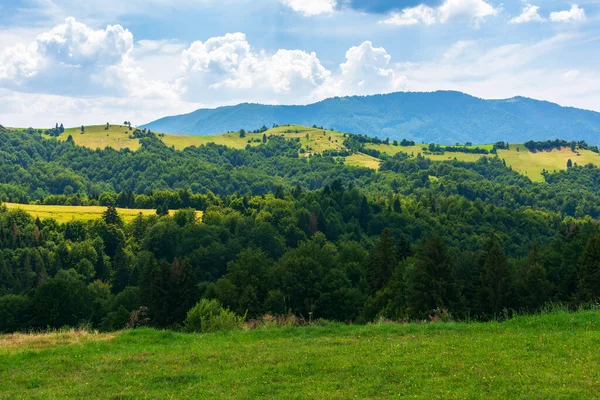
[2,125,600,332]
[142,91,600,145]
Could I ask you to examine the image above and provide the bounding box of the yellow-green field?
[34,123,600,181]
[4,203,202,223]
[369,143,600,182]
[57,125,143,151]
[162,125,347,153]
[346,152,382,169]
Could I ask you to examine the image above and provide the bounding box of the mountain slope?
[142,91,600,144]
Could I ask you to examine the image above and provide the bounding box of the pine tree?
[103,205,122,226]
[578,232,600,301]
[478,235,513,315]
[359,196,370,229]
[407,233,461,318]
[367,228,397,293]
[262,133,267,143]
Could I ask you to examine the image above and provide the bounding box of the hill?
[26,124,600,181]
[141,91,600,145]
[1,309,599,398]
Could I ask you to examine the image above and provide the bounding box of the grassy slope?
[1,310,599,398]
[369,143,600,182]
[4,203,202,223]
[58,125,142,151]
[35,124,600,181]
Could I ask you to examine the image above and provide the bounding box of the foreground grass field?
[4,203,202,223]
[1,310,599,398]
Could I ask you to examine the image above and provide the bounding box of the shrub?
[184,299,245,333]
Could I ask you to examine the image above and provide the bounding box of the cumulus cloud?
[178,33,331,102]
[549,4,586,22]
[0,17,180,101]
[380,0,499,26]
[279,0,337,16]
[509,4,544,24]
[0,17,135,95]
[315,41,407,99]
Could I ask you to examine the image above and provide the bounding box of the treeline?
[426,143,489,155]
[1,181,599,333]
[521,139,600,153]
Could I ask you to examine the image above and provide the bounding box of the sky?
[0,0,599,127]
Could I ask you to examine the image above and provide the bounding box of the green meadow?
[1,309,599,399]
[38,123,600,181]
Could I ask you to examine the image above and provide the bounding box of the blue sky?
[0,0,598,127]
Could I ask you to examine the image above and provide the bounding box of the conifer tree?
[578,232,600,301]
[478,235,513,315]
[367,228,397,293]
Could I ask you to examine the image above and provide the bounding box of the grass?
[57,125,143,151]
[28,124,600,181]
[346,152,382,169]
[369,143,600,182]
[1,310,599,398]
[4,203,202,223]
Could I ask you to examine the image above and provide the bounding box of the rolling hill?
[33,124,600,182]
[141,91,600,145]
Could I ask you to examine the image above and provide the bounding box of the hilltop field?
[27,123,600,182]
[1,309,599,399]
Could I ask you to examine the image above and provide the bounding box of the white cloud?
[380,5,437,26]
[563,69,580,81]
[391,35,600,112]
[380,0,499,26]
[178,33,331,103]
[509,4,544,24]
[279,0,337,16]
[549,4,586,22]
[315,41,407,99]
[0,17,136,95]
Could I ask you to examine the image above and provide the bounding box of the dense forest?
[1,126,600,333]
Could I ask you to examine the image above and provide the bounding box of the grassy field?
[57,125,143,151]
[29,123,600,181]
[4,203,202,223]
[369,143,600,182]
[346,152,382,169]
[0,310,599,398]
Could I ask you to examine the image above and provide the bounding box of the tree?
[105,122,110,130]
[103,205,123,227]
[81,125,85,134]
[367,228,396,293]
[239,129,246,138]
[578,231,600,302]
[407,234,461,318]
[262,133,267,144]
[478,235,513,315]
[567,159,573,168]
[59,123,64,133]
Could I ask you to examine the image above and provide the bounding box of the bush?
[184,299,245,333]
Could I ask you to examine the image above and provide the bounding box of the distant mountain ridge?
[142,91,600,144]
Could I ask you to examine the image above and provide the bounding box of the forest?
[1,126,600,333]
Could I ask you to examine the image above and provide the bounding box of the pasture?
[1,309,599,398]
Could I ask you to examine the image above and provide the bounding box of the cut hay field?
[4,203,202,223]
[1,310,599,398]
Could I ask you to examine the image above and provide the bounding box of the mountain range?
[142,91,600,144]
